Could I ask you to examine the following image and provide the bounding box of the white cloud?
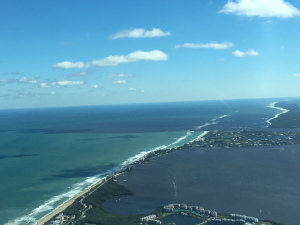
[219,0,300,18]
[38,82,50,88]
[113,80,127,84]
[89,50,168,67]
[109,73,134,78]
[91,85,98,89]
[39,80,84,88]
[53,61,85,69]
[128,88,145,93]
[175,42,234,49]
[18,91,36,98]
[232,49,259,57]
[19,77,38,84]
[294,73,300,76]
[110,28,170,39]
[53,50,168,69]
[50,91,56,95]
[56,80,84,86]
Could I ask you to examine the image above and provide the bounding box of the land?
[268,100,300,128]
[41,129,300,225]
[45,176,287,225]
[38,100,300,225]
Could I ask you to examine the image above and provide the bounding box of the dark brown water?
[104,145,300,225]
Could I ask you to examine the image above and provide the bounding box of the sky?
[1,0,300,109]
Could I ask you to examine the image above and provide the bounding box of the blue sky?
[1,0,300,109]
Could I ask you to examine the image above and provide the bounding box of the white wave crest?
[195,114,228,130]
[6,173,108,225]
[266,102,289,127]
[121,130,195,166]
[10,127,212,225]
[121,151,151,166]
[190,131,210,142]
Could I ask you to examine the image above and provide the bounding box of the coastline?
[35,178,106,225]
[111,144,300,225]
[34,101,291,225]
[266,102,289,127]
[35,131,210,225]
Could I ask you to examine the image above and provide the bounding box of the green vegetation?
[84,179,134,204]
[80,179,143,225]
[192,130,300,148]
[44,101,300,225]
[269,111,300,128]
[44,199,84,225]
[152,206,165,217]
[63,199,83,219]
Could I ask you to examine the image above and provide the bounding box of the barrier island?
[38,100,300,225]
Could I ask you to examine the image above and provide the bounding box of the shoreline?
[34,101,290,225]
[266,102,289,127]
[35,131,210,225]
[35,178,106,225]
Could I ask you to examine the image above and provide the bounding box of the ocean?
[0,98,290,225]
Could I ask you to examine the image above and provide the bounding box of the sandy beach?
[35,130,210,225]
[35,178,106,225]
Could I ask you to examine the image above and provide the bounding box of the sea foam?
[266,102,289,127]
[195,114,228,130]
[9,115,229,225]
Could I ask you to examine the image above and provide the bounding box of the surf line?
[33,119,221,225]
[266,102,289,127]
[29,131,200,225]
[195,114,228,130]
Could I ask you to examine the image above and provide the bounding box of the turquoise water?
[0,99,287,224]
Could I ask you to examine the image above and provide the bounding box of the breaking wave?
[195,114,228,130]
[7,115,229,225]
[266,102,289,127]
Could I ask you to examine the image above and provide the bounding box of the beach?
[34,100,295,225]
[36,129,300,225]
[35,130,210,224]
[2,98,289,224]
[35,178,106,225]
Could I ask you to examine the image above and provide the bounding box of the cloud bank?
[53,50,168,69]
[175,42,234,49]
[219,0,300,18]
[110,28,170,39]
[232,49,259,57]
